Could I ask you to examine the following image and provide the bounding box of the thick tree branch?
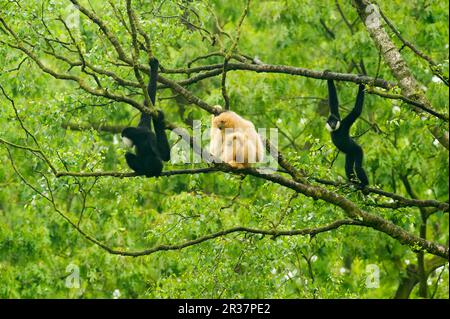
[226,63,393,88]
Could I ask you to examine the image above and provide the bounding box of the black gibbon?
[210,110,264,168]
[325,78,369,187]
[121,58,170,177]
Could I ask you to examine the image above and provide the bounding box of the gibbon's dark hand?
[153,110,166,130]
[358,83,366,92]
[149,57,159,68]
[156,109,165,122]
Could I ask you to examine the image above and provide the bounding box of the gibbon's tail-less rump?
[121,57,171,177]
[325,77,369,187]
[210,110,264,169]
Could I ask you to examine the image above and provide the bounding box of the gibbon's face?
[326,116,341,132]
[121,129,135,148]
[212,112,236,130]
[122,136,134,148]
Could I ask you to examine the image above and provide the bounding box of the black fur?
[121,58,170,177]
[326,78,369,187]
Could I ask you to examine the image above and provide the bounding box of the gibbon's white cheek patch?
[335,121,341,130]
[326,121,341,132]
[325,123,334,132]
[122,137,134,148]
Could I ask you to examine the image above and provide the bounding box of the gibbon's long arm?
[136,57,170,161]
[148,58,158,106]
[342,84,365,128]
[148,59,171,162]
[138,58,159,128]
[153,111,171,162]
[327,79,340,119]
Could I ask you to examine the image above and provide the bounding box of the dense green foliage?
[0,0,448,298]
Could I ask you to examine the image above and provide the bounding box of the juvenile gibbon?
[210,110,264,168]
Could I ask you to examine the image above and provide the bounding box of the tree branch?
[55,167,219,178]
[66,219,365,257]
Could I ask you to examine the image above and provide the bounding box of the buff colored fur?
[210,110,264,168]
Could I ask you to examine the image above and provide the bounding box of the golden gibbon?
[210,110,265,168]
